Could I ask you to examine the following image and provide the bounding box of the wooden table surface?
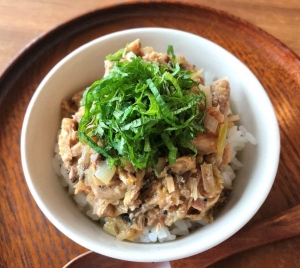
[1,0,300,74]
[0,1,300,267]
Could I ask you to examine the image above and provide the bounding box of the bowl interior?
[21,28,280,262]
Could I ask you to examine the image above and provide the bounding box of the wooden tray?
[1,2,300,267]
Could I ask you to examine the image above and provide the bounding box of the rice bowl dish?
[52,39,257,243]
[21,28,279,261]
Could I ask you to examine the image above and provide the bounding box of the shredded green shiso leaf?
[78,45,206,172]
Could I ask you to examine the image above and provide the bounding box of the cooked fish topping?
[57,39,243,242]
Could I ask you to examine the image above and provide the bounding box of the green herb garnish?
[78,45,206,172]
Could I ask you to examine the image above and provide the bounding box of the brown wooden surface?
[0,1,300,268]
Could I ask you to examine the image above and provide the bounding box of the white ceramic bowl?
[21,28,280,262]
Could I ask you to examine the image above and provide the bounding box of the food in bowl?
[53,39,257,242]
[22,28,279,261]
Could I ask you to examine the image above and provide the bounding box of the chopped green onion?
[217,122,228,155]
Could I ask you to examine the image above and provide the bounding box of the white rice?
[52,124,256,243]
[136,220,193,243]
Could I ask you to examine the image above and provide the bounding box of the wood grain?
[1,1,300,268]
[0,0,300,74]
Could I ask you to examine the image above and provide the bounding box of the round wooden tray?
[1,2,300,267]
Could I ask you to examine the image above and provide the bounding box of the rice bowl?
[21,28,280,262]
